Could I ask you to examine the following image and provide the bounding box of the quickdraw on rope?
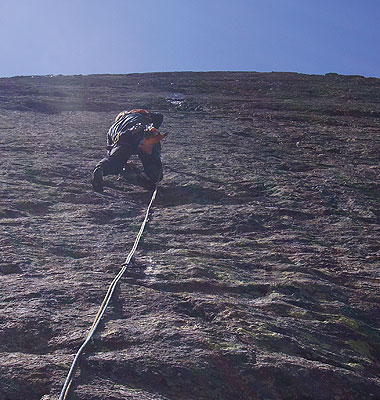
[59,180,160,400]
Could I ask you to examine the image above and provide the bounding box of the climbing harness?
[58,179,161,400]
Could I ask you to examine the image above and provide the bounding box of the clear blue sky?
[1,0,379,78]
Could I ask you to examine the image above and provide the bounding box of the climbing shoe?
[91,166,104,193]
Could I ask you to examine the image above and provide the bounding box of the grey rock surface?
[0,72,379,399]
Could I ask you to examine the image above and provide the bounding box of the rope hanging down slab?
[59,183,160,400]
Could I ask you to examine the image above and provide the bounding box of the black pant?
[96,144,163,183]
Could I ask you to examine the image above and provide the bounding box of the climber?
[91,109,165,193]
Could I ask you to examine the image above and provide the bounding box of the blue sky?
[0,0,379,78]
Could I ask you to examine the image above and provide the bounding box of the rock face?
[0,71,379,400]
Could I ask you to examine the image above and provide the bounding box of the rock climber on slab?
[92,109,165,193]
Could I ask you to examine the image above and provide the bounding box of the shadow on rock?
[157,184,227,206]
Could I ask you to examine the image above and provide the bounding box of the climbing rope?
[59,181,160,400]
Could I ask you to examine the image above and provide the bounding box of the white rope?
[59,184,159,400]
